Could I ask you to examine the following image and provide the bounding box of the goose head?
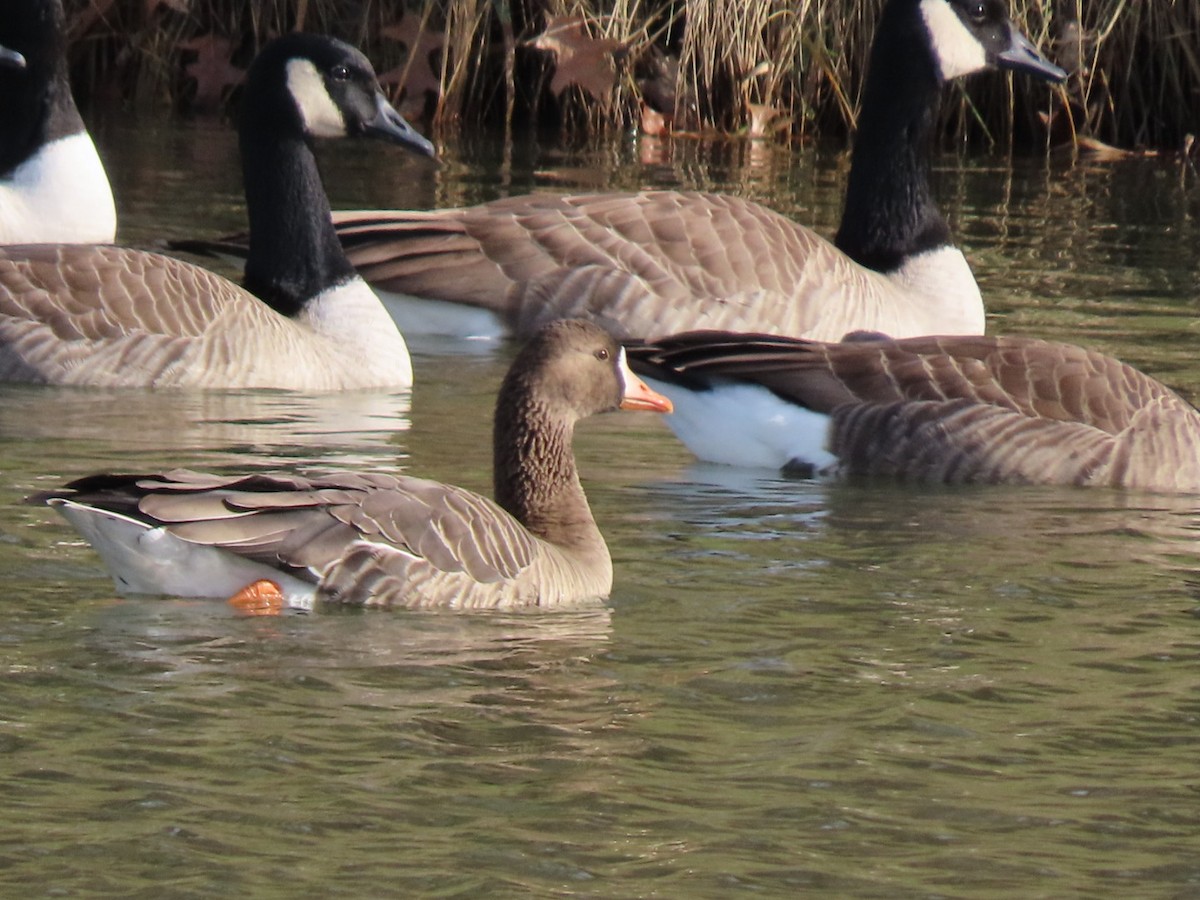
[240,32,436,159]
[916,0,1066,83]
[501,320,674,427]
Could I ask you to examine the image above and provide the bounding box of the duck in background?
[0,32,435,389]
[627,329,1200,493]
[0,0,117,244]
[31,320,675,612]
[175,0,1064,345]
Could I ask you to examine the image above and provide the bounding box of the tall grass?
[64,0,1198,152]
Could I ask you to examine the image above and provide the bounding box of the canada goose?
[32,320,675,610]
[174,0,1063,343]
[0,33,435,389]
[0,0,116,245]
[627,330,1200,493]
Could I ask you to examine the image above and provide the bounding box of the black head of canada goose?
[0,32,435,389]
[626,329,1200,494]
[174,0,1064,345]
[31,320,675,611]
[0,0,117,244]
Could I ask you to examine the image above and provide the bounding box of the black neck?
[238,117,355,317]
[833,4,952,273]
[0,25,84,177]
[493,387,596,549]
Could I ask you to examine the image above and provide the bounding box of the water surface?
[2,116,1199,897]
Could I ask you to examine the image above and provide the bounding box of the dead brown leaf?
[529,15,623,101]
[180,34,244,113]
[379,16,445,106]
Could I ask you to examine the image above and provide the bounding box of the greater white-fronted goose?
[627,330,1200,493]
[32,320,675,610]
[1,0,116,245]
[175,0,1064,344]
[0,33,434,389]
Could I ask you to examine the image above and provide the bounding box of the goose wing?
[42,469,543,606]
[178,192,901,341]
[629,332,1200,490]
[0,244,287,386]
[336,192,898,340]
[630,332,1184,432]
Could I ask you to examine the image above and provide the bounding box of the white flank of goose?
[31,320,675,611]
[0,32,435,389]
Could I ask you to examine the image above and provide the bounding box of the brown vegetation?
[63,0,1199,153]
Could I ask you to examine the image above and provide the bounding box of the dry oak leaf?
[379,17,445,102]
[529,15,624,100]
[180,33,244,112]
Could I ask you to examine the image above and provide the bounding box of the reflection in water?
[0,384,412,475]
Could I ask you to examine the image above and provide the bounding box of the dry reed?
[62,0,1198,152]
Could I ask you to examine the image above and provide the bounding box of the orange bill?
[621,371,673,413]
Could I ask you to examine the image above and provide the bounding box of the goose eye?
[330,64,351,81]
[970,2,987,20]
[594,348,610,361]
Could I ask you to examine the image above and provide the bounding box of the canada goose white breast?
[0,131,116,245]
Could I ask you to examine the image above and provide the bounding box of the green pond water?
[1,115,1199,898]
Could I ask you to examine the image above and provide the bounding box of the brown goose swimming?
[0,0,116,245]
[32,320,674,610]
[627,330,1200,493]
[0,32,434,389]
[175,0,1064,345]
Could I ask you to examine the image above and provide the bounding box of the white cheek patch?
[286,58,346,137]
[920,0,989,80]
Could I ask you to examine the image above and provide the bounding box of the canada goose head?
[917,0,1066,83]
[241,32,436,159]
[237,33,434,318]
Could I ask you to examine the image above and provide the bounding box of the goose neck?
[493,395,600,550]
[834,13,949,273]
[239,125,354,318]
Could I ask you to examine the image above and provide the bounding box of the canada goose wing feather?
[829,392,1200,492]
[633,333,1186,433]
[827,398,1119,484]
[0,244,290,385]
[331,193,897,340]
